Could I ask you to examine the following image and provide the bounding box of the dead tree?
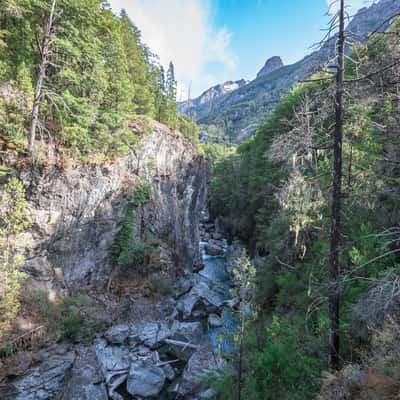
[328,0,345,370]
[29,0,57,154]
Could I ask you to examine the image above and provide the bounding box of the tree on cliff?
[28,0,56,154]
[166,61,178,129]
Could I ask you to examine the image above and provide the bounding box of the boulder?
[211,232,223,240]
[95,340,130,373]
[60,346,108,400]
[162,363,176,381]
[165,321,204,361]
[205,243,224,256]
[177,280,225,319]
[135,321,172,349]
[178,346,225,397]
[126,359,166,398]
[95,339,130,397]
[172,321,203,343]
[104,324,130,344]
[208,314,223,328]
[177,294,200,319]
[191,281,224,309]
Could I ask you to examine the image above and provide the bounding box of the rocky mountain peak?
[256,56,284,79]
[198,79,247,105]
[178,79,247,116]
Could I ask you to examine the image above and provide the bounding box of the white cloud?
[326,0,373,14]
[108,0,237,98]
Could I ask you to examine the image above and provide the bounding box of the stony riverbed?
[1,211,242,400]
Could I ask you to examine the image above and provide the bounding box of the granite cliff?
[9,120,207,292]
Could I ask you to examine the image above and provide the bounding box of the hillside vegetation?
[0,0,198,162]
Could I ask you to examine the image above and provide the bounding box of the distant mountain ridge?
[179,0,400,143]
[178,79,247,118]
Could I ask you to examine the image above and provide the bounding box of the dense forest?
[0,0,198,162]
[208,14,400,400]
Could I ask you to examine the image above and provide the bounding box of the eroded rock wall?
[10,120,206,291]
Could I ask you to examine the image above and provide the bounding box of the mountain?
[180,0,400,143]
[256,56,284,79]
[178,79,247,119]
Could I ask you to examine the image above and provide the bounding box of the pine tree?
[166,61,177,129]
[154,65,168,123]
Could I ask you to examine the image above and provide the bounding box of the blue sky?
[109,0,369,98]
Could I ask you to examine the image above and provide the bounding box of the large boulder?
[126,359,166,398]
[95,339,130,397]
[165,321,204,361]
[104,324,130,345]
[205,243,224,256]
[177,280,224,319]
[178,346,225,397]
[172,321,203,343]
[133,321,172,349]
[208,314,223,328]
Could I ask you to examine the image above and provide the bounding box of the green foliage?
[212,20,400,399]
[241,317,321,400]
[165,62,177,129]
[177,113,199,144]
[0,1,183,158]
[25,288,91,341]
[110,179,158,273]
[0,177,31,341]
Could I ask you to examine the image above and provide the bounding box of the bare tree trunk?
[329,0,345,370]
[28,0,56,154]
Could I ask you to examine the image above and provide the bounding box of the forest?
[208,11,400,400]
[0,0,198,162]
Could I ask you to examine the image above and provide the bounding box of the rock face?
[256,56,284,79]
[1,345,75,400]
[10,120,206,290]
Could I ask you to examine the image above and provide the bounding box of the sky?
[108,0,371,99]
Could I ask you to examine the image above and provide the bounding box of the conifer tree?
[166,61,177,129]
[155,65,168,123]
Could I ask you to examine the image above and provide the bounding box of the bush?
[23,288,91,342]
[244,317,321,400]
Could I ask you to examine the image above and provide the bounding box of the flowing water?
[199,241,238,354]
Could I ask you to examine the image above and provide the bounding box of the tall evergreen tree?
[166,61,177,129]
[155,65,167,123]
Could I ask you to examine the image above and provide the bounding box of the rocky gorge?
[0,121,241,399]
